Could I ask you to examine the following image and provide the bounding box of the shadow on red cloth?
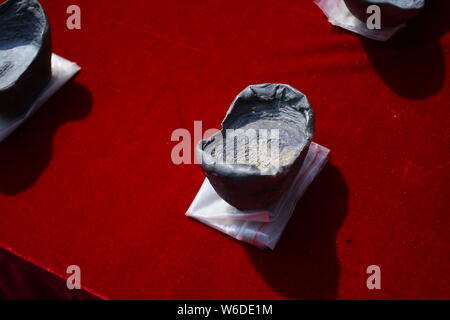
[361,0,450,99]
[0,82,92,195]
[245,164,348,300]
[0,248,99,300]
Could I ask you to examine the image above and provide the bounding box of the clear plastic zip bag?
[186,142,330,249]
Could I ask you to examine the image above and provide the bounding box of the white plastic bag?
[0,54,81,143]
[314,0,405,41]
[187,142,330,250]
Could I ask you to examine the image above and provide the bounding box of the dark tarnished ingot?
[0,0,52,121]
[196,84,314,210]
[344,0,425,28]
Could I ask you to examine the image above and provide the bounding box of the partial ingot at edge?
[0,0,52,120]
[344,0,425,28]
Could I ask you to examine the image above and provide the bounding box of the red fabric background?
[0,0,449,299]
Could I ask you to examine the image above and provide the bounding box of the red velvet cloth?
[0,0,449,299]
